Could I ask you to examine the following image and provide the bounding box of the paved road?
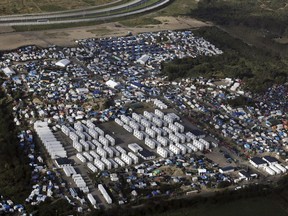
[0,0,170,26]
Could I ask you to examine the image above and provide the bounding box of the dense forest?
[0,88,31,202]
[162,27,288,92]
[161,0,288,92]
[192,0,288,36]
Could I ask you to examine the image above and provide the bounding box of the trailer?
[83,152,94,162]
[95,127,104,136]
[101,158,112,170]
[105,134,115,146]
[114,157,125,167]
[269,165,281,175]
[87,193,96,205]
[157,146,168,158]
[94,159,105,171]
[90,150,100,160]
[274,163,286,173]
[263,166,275,175]
[123,125,133,133]
[108,158,119,169]
[110,146,120,157]
[92,140,102,148]
[87,162,98,173]
[144,138,156,149]
[121,154,133,166]
[115,118,124,126]
[76,153,87,163]
[98,184,112,204]
[128,152,139,164]
[115,146,126,155]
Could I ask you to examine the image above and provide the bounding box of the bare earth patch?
[0,16,211,50]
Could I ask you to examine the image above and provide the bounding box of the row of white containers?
[62,120,115,143]
[156,141,207,158]
[34,121,67,159]
[115,110,209,158]
[98,184,112,204]
[72,174,89,193]
[76,150,139,171]
[262,163,287,176]
[63,165,89,193]
[153,99,168,109]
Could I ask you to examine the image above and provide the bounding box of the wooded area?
[0,88,31,203]
[161,27,288,92]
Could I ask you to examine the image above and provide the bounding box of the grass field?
[153,197,288,216]
[0,0,114,14]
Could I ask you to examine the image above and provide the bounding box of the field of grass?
[120,17,161,27]
[190,0,288,51]
[118,0,198,27]
[0,0,114,15]
[154,0,197,16]
[153,197,288,216]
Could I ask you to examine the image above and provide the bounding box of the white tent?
[55,59,70,67]
[106,80,119,89]
[2,67,15,77]
[137,55,149,65]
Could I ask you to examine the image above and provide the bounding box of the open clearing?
[0,16,211,51]
[0,0,114,14]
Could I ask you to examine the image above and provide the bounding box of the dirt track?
[0,16,211,50]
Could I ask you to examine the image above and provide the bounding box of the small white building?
[249,157,267,168]
[2,67,16,77]
[137,54,149,65]
[106,80,119,89]
[55,59,70,67]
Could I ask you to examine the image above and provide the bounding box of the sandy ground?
[0,16,211,50]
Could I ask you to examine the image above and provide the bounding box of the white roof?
[106,80,119,89]
[2,67,15,77]
[137,55,149,64]
[55,59,70,67]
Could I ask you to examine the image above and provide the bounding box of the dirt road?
[0,16,211,50]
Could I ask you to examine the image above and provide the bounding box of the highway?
[0,0,170,26]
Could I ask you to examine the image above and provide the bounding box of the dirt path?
[0,16,211,50]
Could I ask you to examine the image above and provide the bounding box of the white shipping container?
[92,140,102,148]
[83,152,93,162]
[94,159,105,171]
[96,147,107,158]
[114,157,125,167]
[115,118,124,126]
[90,151,100,160]
[263,166,275,175]
[128,152,139,164]
[169,144,181,155]
[274,163,286,173]
[157,146,168,158]
[110,146,120,157]
[123,125,133,133]
[269,165,281,175]
[87,193,96,205]
[95,127,104,136]
[102,158,112,170]
[87,162,98,173]
[174,122,185,133]
[115,146,126,154]
[76,153,87,163]
[121,154,133,166]
[98,184,112,204]
[105,134,115,146]
[108,158,119,169]
[87,141,96,150]
[103,146,114,158]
